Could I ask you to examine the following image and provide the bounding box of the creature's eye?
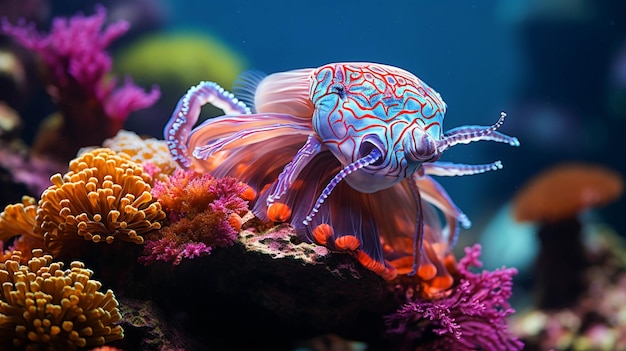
[331,84,346,99]
[359,135,385,167]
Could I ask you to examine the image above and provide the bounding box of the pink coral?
[1,5,159,160]
[385,244,523,351]
[139,170,250,265]
[1,5,159,124]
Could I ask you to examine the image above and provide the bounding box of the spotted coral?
[0,249,123,350]
[37,148,165,256]
[385,244,523,351]
[139,169,250,265]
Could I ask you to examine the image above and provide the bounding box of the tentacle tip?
[459,214,472,229]
[510,137,521,147]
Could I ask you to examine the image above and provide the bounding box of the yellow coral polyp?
[0,249,123,350]
[37,148,166,254]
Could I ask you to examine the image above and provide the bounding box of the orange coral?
[0,196,44,262]
[512,163,624,222]
[0,249,123,350]
[36,148,166,255]
[0,196,38,240]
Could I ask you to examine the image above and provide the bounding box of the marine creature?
[164,62,519,291]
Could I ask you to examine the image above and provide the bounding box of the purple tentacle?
[407,174,424,277]
[164,81,251,168]
[415,175,471,230]
[267,134,323,205]
[422,160,503,177]
[437,112,520,153]
[303,148,382,226]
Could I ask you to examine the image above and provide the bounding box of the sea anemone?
[37,148,165,256]
[0,249,123,350]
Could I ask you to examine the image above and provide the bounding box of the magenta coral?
[1,5,159,125]
[139,170,250,265]
[385,244,523,351]
[1,5,160,161]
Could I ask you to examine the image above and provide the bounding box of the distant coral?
[1,6,160,161]
[37,148,165,256]
[512,163,624,223]
[385,244,523,351]
[101,129,178,181]
[0,249,123,350]
[139,169,250,265]
[0,143,65,195]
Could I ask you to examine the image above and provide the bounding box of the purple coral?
[139,170,250,265]
[141,238,213,266]
[385,244,523,351]
[1,5,159,124]
[1,5,159,159]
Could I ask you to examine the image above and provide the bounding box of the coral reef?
[0,5,528,350]
[115,297,199,351]
[0,249,123,350]
[139,224,397,350]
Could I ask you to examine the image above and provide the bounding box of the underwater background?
[0,0,625,350]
